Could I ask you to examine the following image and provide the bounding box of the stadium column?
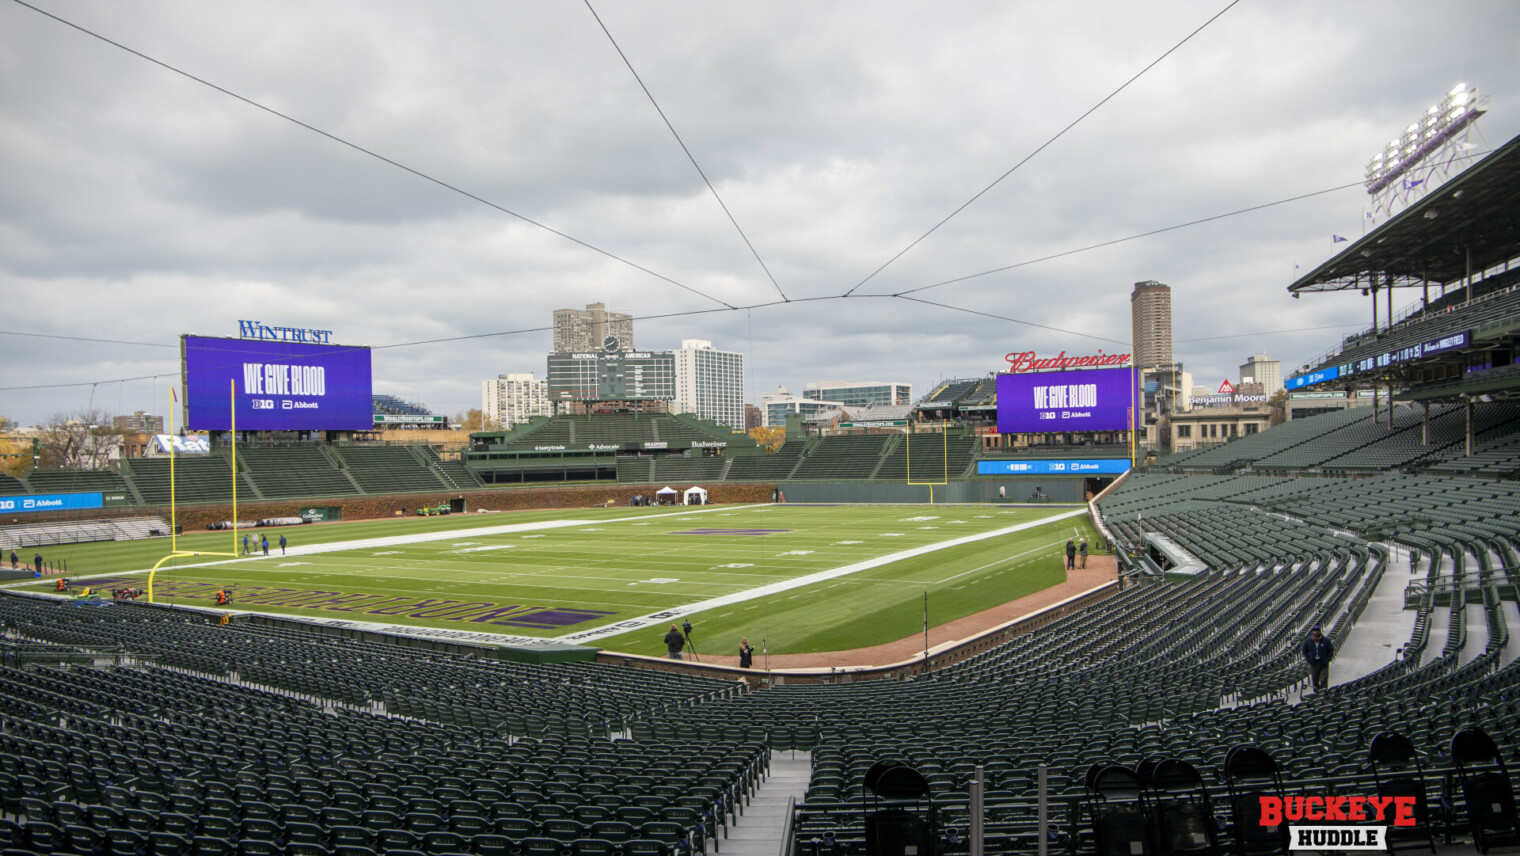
[1467,398,1474,457]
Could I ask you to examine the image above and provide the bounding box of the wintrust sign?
[1004,350,1131,373]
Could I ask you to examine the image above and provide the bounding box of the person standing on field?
[1078,538,1088,569]
[279,534,287,555]
[664,624,686,660]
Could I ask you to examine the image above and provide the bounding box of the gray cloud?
[3,0,1517,425]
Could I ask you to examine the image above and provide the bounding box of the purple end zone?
[671,528,792,536]
[497,608,616,629]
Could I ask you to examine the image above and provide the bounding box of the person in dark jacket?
[664,624,686,660]
[738,637,754,669]
[1065,540,1077,570]
[1302,626,1334,691]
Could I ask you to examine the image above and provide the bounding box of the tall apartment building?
[482,373,551,429]
[1239,354,1282,394]
[552,302,633,354]
[1130,281,1173,370]
[802,380,912,409]
[113,411,164,433]
[672,339,746,430]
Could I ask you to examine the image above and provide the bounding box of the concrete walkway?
[1331,546,1419,684]
[719,751,810,856]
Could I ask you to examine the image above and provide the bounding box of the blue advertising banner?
[1285,365,1340,391]
[184,336,373,431]
[996,367,1135,434]
[977,459,1131,476]
[0,492,104,514]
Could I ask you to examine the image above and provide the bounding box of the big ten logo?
[251,399,275,410]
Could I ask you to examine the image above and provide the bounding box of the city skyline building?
[552,302,633,354]
[801,380,912,409]
[762,387,845,427]
[1130,280,1173,370]
[1239,354,1283,394]
[482,373,551,429]
[672,339,746,431]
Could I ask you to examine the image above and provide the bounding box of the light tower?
[1365,83,1488,222]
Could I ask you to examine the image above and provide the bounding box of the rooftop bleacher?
[372,394,432,417]
[916,377,982,409]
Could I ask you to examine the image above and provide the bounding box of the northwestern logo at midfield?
[238,320,334,344]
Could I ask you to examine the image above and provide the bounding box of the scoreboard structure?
[181,334,373,432]
[995,366,1135,435]
[546,336,675,404]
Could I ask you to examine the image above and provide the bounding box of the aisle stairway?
[721,751,810,855]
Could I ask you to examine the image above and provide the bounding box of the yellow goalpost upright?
[148,380,240,602]
[905,422,950,503]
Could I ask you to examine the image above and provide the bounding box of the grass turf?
[13,503,1104,656]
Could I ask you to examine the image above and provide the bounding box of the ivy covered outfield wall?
[165,482,778,531]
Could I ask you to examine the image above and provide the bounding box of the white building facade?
[1239,354,1283,394]
[482,373,551,429]
[802,380,912,409]
[762,388,845,427]
[672,339,746,430]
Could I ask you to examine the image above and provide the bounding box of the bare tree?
[35,409,121,471]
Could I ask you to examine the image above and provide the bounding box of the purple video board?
[183,336,373,431]
[996,367,1135,434]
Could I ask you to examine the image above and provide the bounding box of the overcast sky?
[3,0,1518,427]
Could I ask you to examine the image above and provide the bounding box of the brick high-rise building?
[1130,281,1173,370]
[552,302,633,354]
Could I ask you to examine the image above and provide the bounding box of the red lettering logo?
[1218,379,1236,394]
[1004,350,1132,373]
[1260,795,1418,827]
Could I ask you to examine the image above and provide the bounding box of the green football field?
[11,503,1103,656]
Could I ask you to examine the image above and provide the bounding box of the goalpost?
[148,380,239,602]
[905,423,950,503]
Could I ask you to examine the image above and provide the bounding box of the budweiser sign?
[1005,350,1131,373]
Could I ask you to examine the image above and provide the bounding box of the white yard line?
[934,539,1067,584]
[553,507,1087,644]
[20,504,761,580]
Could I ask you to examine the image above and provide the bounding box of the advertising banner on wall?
[183,336,373,431]
[996,367,1135,434]
[0,492,104,514]
[977,459,1131,475]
